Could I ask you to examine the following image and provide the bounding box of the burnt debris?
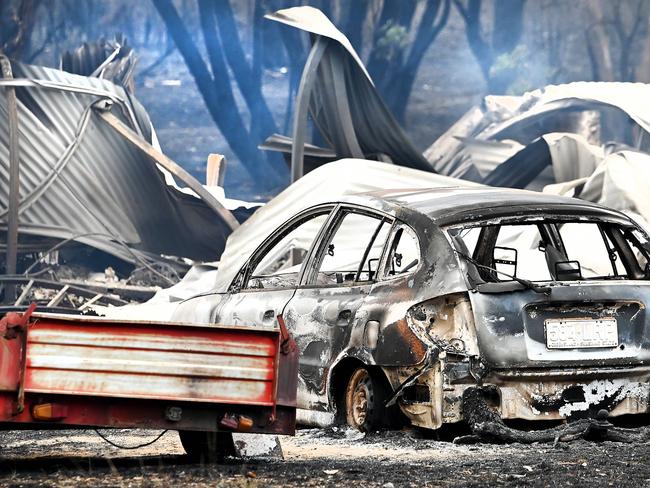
[457,385,650,445]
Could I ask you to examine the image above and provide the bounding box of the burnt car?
[172,187,650,432]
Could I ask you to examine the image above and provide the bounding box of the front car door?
[215,206,334,328]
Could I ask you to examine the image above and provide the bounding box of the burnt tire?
[178,430,236,463]
[344,367,390,432]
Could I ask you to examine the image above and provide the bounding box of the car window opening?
[450,220,650,285]
[314,212,391,286]
[245,212,330,290]
[385,225,420,278]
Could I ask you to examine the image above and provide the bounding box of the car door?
[283,206,393,411]
[215,206,334,328]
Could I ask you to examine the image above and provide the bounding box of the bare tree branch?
[1,0,37,57]
[152,0,283,184]
[137,43,175,78]
[343,0,369,52]
[453,0,492,81]
[454,0,526,93]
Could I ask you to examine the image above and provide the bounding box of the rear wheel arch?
[328,356,395,425]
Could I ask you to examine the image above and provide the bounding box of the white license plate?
[545,318,618,349]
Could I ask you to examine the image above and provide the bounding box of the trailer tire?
[179,430,236,463]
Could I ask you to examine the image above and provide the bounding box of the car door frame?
[229,204,339,292]
[300,203,395,286]
[215,204,339,328]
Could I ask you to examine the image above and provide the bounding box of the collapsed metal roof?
[417,82,650,229]
[424,82,650,180]
[0,56,243,267]
[262,6,431,178]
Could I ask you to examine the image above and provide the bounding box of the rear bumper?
[488,366,650,421]
[395,363,650,430]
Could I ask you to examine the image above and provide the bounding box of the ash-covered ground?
[0,428,648,487]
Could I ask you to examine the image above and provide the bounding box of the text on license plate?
[545,318,618,349]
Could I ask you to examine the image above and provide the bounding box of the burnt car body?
[172,187,650,431]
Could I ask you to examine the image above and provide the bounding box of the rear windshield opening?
[449,220,650,283]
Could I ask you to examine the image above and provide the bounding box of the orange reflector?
[237,415,254,431]
[32,403,68,421]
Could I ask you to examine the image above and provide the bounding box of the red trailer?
[0,305,298,460]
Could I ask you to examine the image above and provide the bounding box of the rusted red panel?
[0,339,21,392]
[22,314,280,406]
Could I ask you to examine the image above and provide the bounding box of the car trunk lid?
[468,281,650,369]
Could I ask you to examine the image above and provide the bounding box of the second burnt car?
[172,187,650,432]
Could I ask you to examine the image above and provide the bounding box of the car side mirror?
[493,246,517,278]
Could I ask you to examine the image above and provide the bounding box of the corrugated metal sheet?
[0,59,238,263]
[264,7,432,172]
[25,315,278,405]
[424,82,650,177]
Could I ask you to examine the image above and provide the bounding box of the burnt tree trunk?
[365,0,451,124]
[152,0,286,188]
[454,0,526,94]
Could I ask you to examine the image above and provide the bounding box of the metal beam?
[1,56,20,303]
[97,109,240,231]
[330,55,364,158]
[291,36,327,183]
[14,279,34,306]
[47,284,70,307]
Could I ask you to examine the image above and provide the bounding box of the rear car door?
[283,206,392,411]
[215,207,333,328]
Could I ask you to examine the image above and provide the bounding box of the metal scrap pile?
[0,37,250,312]
[424,82,650,229]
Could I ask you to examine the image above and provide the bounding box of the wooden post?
[206,153,227,187]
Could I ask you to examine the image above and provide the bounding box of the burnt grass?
[0,429,648,487]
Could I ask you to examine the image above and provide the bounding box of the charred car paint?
[172,187,650,431]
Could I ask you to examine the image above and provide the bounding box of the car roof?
[350,186,629,225]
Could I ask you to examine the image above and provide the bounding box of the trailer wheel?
[179,430,236,463]
[344,367,388,432]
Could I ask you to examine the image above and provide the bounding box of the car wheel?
[178,430,236,463]
[344,367,388,432]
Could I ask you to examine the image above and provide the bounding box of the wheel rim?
[345,369,374,430]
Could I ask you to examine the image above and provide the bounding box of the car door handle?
[263,309,275,321]
[336,309,352,326]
